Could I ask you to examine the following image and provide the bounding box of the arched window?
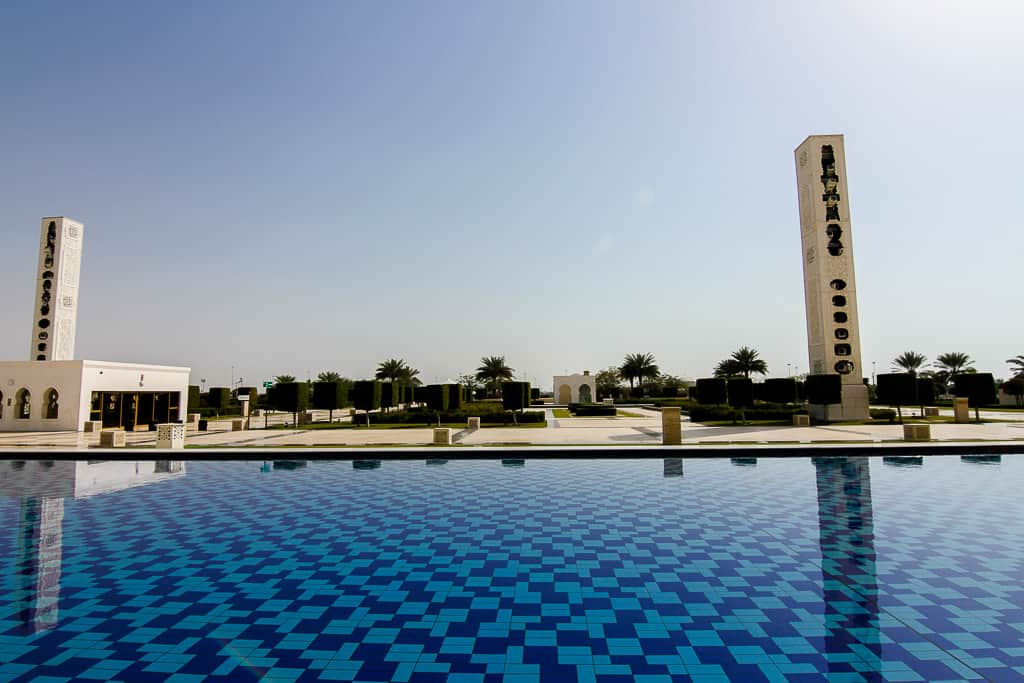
[16,388,31,419]
[44,388,59,419]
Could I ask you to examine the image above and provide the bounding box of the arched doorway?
[16,388,31,419]
[44,388,59,419]
[578,385,593,403]
[557,384,572,404]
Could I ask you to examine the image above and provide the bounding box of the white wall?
[552,374,597,404]
[0,361,84,431]
[0,360,190,432]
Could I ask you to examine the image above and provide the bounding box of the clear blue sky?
[2,1,1022,387]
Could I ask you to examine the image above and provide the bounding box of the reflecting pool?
[1,456,1021,682]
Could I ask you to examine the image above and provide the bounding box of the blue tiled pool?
[1,456,1022,682]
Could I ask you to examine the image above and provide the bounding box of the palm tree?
[728,347,768,378]
[1007,355,1024,378]
[934,352,974,379]
[892,351,927,375]
[273,374,296,384]
[316,371,342,383]
[476,356,515,397]
[713,359,743,378]
[619,353,659,391]
[375,358,421,386]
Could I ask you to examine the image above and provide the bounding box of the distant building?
[0,217,189,432]
[552,371,596,404]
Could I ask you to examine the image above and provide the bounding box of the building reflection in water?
[1,460,185,634]
[730,457,757,467]
[813,457,880,680]
[353,460,381,470]
[501,459,526,468]
[663,458,683,478]
[882,456,922,468]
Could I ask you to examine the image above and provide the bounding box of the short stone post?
[902,423,931,442]
[156,423,186,449]
[100,430,126,448]
[661,407,682,445]
[953,397,970,424]
[231,418,246,432]
[433,428,452,445]
[924,407,939,417]
[298,410,315,426]
[83,420,103,433]
[792,414,811,427]
[467,417,481,431]
[186,413,201,429]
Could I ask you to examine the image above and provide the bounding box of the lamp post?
[872,361,877,385]
[787,363,792,377]
[201,378,207,392]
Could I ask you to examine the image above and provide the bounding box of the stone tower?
[794,135,869,420]
[30,217,83,361]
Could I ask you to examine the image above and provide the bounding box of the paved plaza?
[1,406,1022,451]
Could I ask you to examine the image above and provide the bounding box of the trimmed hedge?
[188,385,201,412]
[501,381,531,412]
[763,378,798,404]
[695,378,727,405]
[313,381,349,414]
[421,384,449,411]
[805,374,841,405]
[870,408,897,422]
[207,387,231,412]
[688,405,804,422]
[274,382,309,415]
[362,405,545,425]
[727,378,754,409]
[352,380,382,412]
[954,373,998,408]
[445,384,463,411]
[876,373,917,408]
[569,403,616,416]
[380,382,398,411]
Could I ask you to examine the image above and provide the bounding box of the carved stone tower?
[30,217,83,361]
[795,136,869,421]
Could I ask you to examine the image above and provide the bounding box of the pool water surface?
[1,456,1021,682]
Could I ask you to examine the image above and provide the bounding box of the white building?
[552,372,597,404]
[1,217,191,432]
[794,135,869,421]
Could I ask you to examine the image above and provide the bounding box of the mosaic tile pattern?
[1,456,1022,682]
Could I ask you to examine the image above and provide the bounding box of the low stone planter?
[433,428,452,445]
[792,414,810,427]
[924,407,939,417]
[100,430,126,448]
[661,407,682,445]
[903,423,931,441]
[156,423,185,449]
[231,418,247,432]
[83,420,103,433]
[953,398,970,423]
[467,417,481,430]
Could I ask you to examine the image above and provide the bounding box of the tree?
[273,374,296,384]
[713,359,743,378]
[1006,355,1024,378]
[934,352,974,379]
[892,351,927,375]
[375,358,421,386]
[1002,377,1024,407]
[316,370,343,383]
[727,347,768,378]
[476,356,515,397]
[594,367,622,399]
[619,353,659,391]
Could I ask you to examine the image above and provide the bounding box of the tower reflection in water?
[1,460,185,634]
[813,457,880,679]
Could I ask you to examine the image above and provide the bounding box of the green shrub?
[569,403,616,416]
[313,381,349,418]
[501,381,530,412]
[869,408,897,422]
[352,380,382,412]
[954,373,998,416]
[187,385,201,412]
[273,382,309,420]
[380,382,398,411]
[445,384,463,410]
[207,387,231,412]
[360,405,545,425]
[876,373,916,408]
[805,374,841,405]
[421,384,449,411]
[916,377,936,406]
[763,378,798,404]
[695,378,727,405]
[688,405,802,422]
[727,378,754,408]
